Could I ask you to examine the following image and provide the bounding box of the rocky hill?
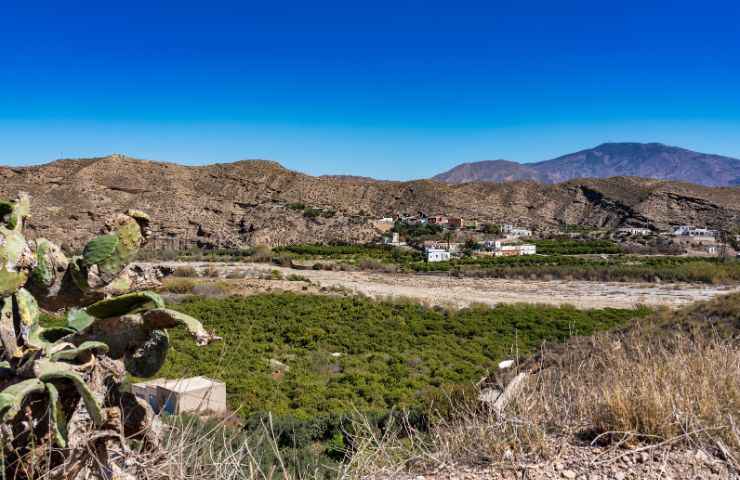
[1,154,739,249]
[433,142,740,187]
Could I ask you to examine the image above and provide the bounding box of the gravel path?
[140,261,740,309]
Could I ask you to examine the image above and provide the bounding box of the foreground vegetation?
[139,293,648,476]
[160,294,647,418]
[97,292,740,479]
[143,242,740,284]
[353,293,740,476]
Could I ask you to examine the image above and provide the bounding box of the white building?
[484,240,536,256]
[617,227,652,236]
[671,225,717,238]
[425,248,451,262]
[132,376,227,416]
[383,232,400,244]
[501,224,532,238]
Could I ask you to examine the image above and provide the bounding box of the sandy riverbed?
[139,261,740,310]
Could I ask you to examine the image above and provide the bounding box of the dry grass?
[173,265,199,277]
[346,294,740,474]
[162,277,197,293]
[524,330,740,459]
[117,414,332,480]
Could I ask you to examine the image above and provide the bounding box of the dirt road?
[141,261,740,309]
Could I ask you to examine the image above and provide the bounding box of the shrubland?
[41,292,738,478]
[141,241,740,284]
[158,294,647,419]
[133,293,647,476]
[349,293,740,476]
[531,238,622,255]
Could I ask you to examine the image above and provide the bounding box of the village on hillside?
[372,212,739,262]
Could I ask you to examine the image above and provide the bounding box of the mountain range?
[432,143,740,187]
[1,152,738,248]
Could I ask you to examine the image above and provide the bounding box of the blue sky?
[1,1,739,179]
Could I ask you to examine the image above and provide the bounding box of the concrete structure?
[423,240,463,253]
[133,376,227,415]
[484,240,536,256]
[704,244,719,255]
[425,248,451,262]
[671,225,717,238]
[382,232,406,246]
[501,224,532,238]
[617,227,652,236]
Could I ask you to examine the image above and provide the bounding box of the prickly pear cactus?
[0,193,219,479]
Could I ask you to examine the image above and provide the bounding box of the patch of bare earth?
[141,261,740,309]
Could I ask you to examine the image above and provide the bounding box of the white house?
[484,240,536,256]
[501,224,532,238]
[671,226,717,238]
[617,227,652,236]
[425,248,451,262]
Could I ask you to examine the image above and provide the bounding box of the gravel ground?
[141,261,740,310]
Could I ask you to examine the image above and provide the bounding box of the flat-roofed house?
[617,227,652,236]
[133,376,227,415]
[671,226,717,238]
[425,248,451,262]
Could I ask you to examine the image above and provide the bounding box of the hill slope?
[1,154,739,248]
[433,143,740,186]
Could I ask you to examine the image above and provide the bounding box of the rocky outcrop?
[1,155,739,249]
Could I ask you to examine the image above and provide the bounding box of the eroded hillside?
[1,154,739,248]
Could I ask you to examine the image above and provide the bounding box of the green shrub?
[162,277,197,294]
[532,239,622,255]
[173,265,198,277]
[303,208,323,219]
[158,293,649,420]
[287,274,310,282]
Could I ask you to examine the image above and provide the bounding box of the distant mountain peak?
[433,142,740,187]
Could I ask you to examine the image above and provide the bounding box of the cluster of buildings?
[613,224,732,256]
[421,236,537,263]
[670,225,719,238]
[374,214,539,263]
[376,211,734,262]
[423,239,537,262]
[392,212,483,230]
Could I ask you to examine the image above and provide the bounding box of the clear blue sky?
[1,1,739,179]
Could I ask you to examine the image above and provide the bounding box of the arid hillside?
[1,154,739,248]
[434,142,740,186]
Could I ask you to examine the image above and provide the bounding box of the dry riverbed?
[139,261,740,309]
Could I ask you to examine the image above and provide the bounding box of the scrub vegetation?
[146,293,649,476]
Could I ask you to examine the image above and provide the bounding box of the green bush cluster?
[274,243,423,267]
[158,294,649,419]
[407,255,740,283]
[532,239,622,255]
[391,221,444,239]
[151,294,648,475]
